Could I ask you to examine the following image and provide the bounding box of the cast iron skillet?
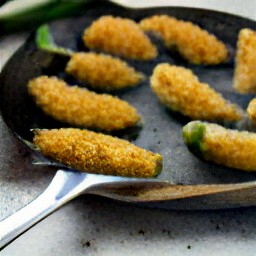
[1,1,256,248]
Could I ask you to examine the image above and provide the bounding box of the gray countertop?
[1,1,256,255]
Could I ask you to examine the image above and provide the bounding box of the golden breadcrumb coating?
[183,121,256,171]
[247,98,256,123]
[233,28,256,93]
[28,76,140,131]
[140,15,228,65]
[33,128,163,177]
[65,52,145,91]
[150,64,244,122]
[83,16,158,60]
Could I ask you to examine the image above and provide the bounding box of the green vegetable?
[36,24,73,56]
[182,120,256,171]
[182,121,206,158]
[0,0,93,35]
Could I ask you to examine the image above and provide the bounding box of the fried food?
[83,16,158,60]
[182,121,256,171]
[247,98,256,123]
[65,52,145,91]
[28,76,140,131]
[233,28,256,94]
[140,15,228,65]
[33,128,163,177]
[150,64,244,122]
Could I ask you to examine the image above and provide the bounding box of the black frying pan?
[1,1,256,210]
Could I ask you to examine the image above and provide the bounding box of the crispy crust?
[33,128,163,177]
[247,98,256,123]
[204,122,256,171]
[140,15,228,65]
[183,121,256,171]
[233,28,256,93]
[28,76,140,131]
[66,52,145,90]
[83,16,158,60]
[150,64,244,122]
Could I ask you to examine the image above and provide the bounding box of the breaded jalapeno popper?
[182,121,256,172]
[28,76,140,131]
[140,15,228,65]
[83,16,158,60]
[33,128,163,177]
[150,64,244,122]
[233,28,256,94]
[66,52,145,91]
[36,25,145,91]
[247,98,256,123]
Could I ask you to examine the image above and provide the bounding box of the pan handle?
[0,169,138,248]
[0,170,90,249]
